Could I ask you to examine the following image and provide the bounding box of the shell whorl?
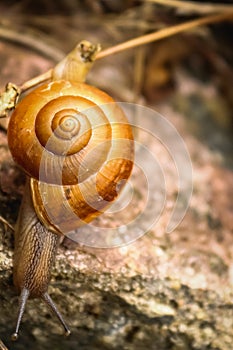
[8,80,134,234]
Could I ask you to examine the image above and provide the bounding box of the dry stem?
[145,0,233,14]
[20,69,52,92]
[96,12,233,59]
[13,11,233,93]
[0,339,8,350]
[0,215,15,232]
[0,27,64,61]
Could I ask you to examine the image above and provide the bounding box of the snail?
[7,41,134,340]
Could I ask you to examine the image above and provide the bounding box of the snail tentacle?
[42,292,71,337]
[11,288,29,341]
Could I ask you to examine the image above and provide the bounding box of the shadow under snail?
[6,41,134,340]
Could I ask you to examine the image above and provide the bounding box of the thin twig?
[96,12,233,59]
[0,339,8,350]
[0,215,15,232]
[133,46,146,103]
[21,69,52,92]
[19,11,233,92]
[145,0,233,14]
[0,27,64,61]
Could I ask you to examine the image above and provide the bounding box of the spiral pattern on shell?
[8,80,134,233]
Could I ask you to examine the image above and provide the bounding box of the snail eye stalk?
[11,288,71,340]
[42,292,71,337]
[11,288,29,341]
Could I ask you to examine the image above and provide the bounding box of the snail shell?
[8,80,134,234]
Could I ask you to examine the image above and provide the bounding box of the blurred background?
[0,1,233,349]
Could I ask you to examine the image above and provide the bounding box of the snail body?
[13,181,58,297]
[7,42,134,339]
[11,179,69,338]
